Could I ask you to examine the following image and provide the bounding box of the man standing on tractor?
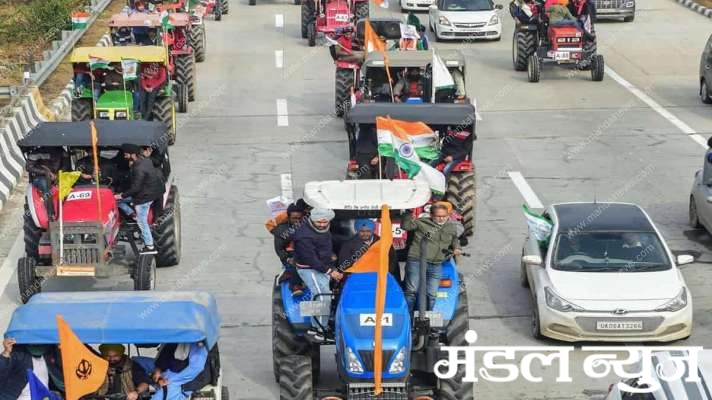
[569,0,596,39]
[270,202,308,297]
[95,344,151,400]
[115,144,165,254]
[291,207,341,342]
[401,203,462,313]
[139,62,167,121]
[339,219,401,282]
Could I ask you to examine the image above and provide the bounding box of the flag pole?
[59,172,64,265]
[89,67,98,119]
[120,59,130,119]
[90,121,103,223]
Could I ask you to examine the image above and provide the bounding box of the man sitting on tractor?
[569,0,595,39]
[150,343,209,400]
[27,147,66,221]
[331,27,366,64]
[547,0,577,25]
[339,219,401,282]
[394,68,425,103]
[139,62,167,121]
[269,202,308,297]
[430,126,473,179]
[95,344,152,400]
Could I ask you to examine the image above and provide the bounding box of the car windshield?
[442,0,493,11]
[552,231,671,272]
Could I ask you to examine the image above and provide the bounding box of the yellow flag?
[57,315,108,400]
[58,171,81,201]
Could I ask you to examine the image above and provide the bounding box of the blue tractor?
[272,180,473,399]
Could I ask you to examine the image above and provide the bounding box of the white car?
[401,0,436,12]
[429,0,502,41]
[521,202,694,342]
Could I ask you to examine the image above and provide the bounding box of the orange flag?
[364,18,385,53]
[57,315,108,400]
[90,121,103,220]
[347,205,392,395]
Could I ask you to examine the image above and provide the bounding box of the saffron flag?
[364,19,385,53]
[376,117,446,194]
[57,315,108,400]
[347,205,393,395]
[71,11,90,29]
[88,56,110,71]
[27,369,61,400]
[58,171,82,201]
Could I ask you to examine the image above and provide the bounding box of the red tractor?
[301,0,354,47]
[510,0,604,82]
[17,121,182,303]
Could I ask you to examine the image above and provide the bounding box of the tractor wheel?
[355,1,368,19]
[154,186,182,267]
[221,0,229,14]
[190,24,207,63]
[23,202,41,259]
[307,23,316,47]
[175,54,196,102]
[527,54,540,82]
[301,3,310,38]
[591,54,604,82]
[133,254,156,290]
[279,355,313,400]
[176,84,188,113]
[513,30,535,71]
[445,170,476,237]
[71,98,92,121]
[152,97,176,144]
[214,6,222,21]
[221,386,229,400]
[18,256,41,304]
[439,282,473,400]
[272,279,310,382]
[334,68,353,117]
[701,80,712,104]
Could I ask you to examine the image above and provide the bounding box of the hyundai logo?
[613,309,628,315]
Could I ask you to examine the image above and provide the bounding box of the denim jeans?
[297,268,331,330]
[135,201,154,247]
[117,197,135,217]
[141,89,158,120]
[404,260,442,313]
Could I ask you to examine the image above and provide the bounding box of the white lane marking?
[605,66,706,148]
[474,98,482,121]
[280,173,293,201]
[277,99,289,126]
[275,14,284,29]
[508,171,544,209]
[275,50,284,69]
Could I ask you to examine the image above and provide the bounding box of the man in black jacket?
[272,203,307,297]
[338,219,401,282]
[430,126,474,178]
[115,144,165,254]
[0,337,64,400]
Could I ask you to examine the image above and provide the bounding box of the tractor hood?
[60,187,118,226]
[96,90,132,110]
[336,273,411,379]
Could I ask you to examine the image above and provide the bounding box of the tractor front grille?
[61,247,101,264]
[358,349,395,372]
[348,382,408,400]
[49,221,106,266]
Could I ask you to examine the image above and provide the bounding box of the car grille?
[454,22,486,28]
[594,0,625,9]
[62,247,101,264]
[348,382,408,399]
[575,316,664,333]
[358,349,395,372]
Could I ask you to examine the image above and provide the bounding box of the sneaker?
[141,245,158,254]
[290,284,305,297]
[304,329,326,344]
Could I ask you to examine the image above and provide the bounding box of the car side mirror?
[676,254,694,265]
[522,255,543,266]
[495,3,503,9]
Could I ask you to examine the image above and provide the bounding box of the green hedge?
[0,0,89,44]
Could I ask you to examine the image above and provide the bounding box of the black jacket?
[440,129,473,161]
[292,221,334,273]
[122,157,164,204]
[338,234,399,275]
[0,346,64,400]
[273,222,298,265]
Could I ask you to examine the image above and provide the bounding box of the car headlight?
[625,0,634,7]
[439,16,451,26]
[347,347,364,374]
[488,14,499,25]
[655,288,687,312]
[545,287,584,312]
[388,348,406,374]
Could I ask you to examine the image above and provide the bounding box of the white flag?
[431,50,455,102]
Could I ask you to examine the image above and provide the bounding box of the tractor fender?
[26,184,47,229]
[432,260,461,323]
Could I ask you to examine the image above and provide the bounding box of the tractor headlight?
[438,16,451,26]
[115,110,128,119]
[82,233,97,244]
[545,287,584,312]
[62,234,76,242]
[655,288,687,312]
[488,14,499,26]
[98,111,109,118]
[388,348,406,374]
[347,347,364,374]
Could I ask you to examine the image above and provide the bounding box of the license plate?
[555,51,571,60]
[375,222,405,239]
[335,13,349,22]
[596,321,643,330]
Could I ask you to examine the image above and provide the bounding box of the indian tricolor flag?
[88,55,110,71]
[160,10,173,29]
[376,117,446,194]
[71,11,90,29]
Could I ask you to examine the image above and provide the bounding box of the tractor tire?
[527,54,540,82]
[301,3,310,38]
[591,54,604,82]
[355,1,368,19]
[334,68,353,117]
[439,282,473,400]
[701,80,712,104]
[23,203,41,259]
[190,24,207,63]
[445,170,476,237]
[71,98,92,121]
[154,186,182,267]
[307,23,316,47]
[176,83,188,113]
[18,256,41,304]
[513,30,535,71]
[221,0,229,14]
[175,54,196,102]
[214,7,222,21]
[133,254,156,290]
[279,355,313,400]
[272,279,311,382]
[152,97,176,144]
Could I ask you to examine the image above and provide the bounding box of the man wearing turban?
[338,219,401,283]
[96,344,151,400]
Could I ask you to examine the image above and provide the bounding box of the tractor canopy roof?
[108,11,191,27]
[19,120,169,154]
[304,180,431,211]
[356,18,402,40]
[4,291,221,348]
[346,102,477,125]
[363,50,466,69]
[70,46,168,64]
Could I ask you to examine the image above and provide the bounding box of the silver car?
[593,0,635,22]
[689,153,712,232]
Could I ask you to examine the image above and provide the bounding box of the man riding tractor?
[17,120,182,303]
[300,0,353,47]
[69,46,181,144]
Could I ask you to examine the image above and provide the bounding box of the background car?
[401,0,436,12]
[521,202,694,342]
[594,0,635,22]
[429,0,503,41]
[699,33,712,104]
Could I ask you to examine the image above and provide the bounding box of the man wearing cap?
[291,207,340,342]
[338,219,401,282]
[96,344,151,400]
[270,202,307,297]
[115,144,165,254]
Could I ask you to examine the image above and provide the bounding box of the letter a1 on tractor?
[17,121,182,303]
[272,179,473,399]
